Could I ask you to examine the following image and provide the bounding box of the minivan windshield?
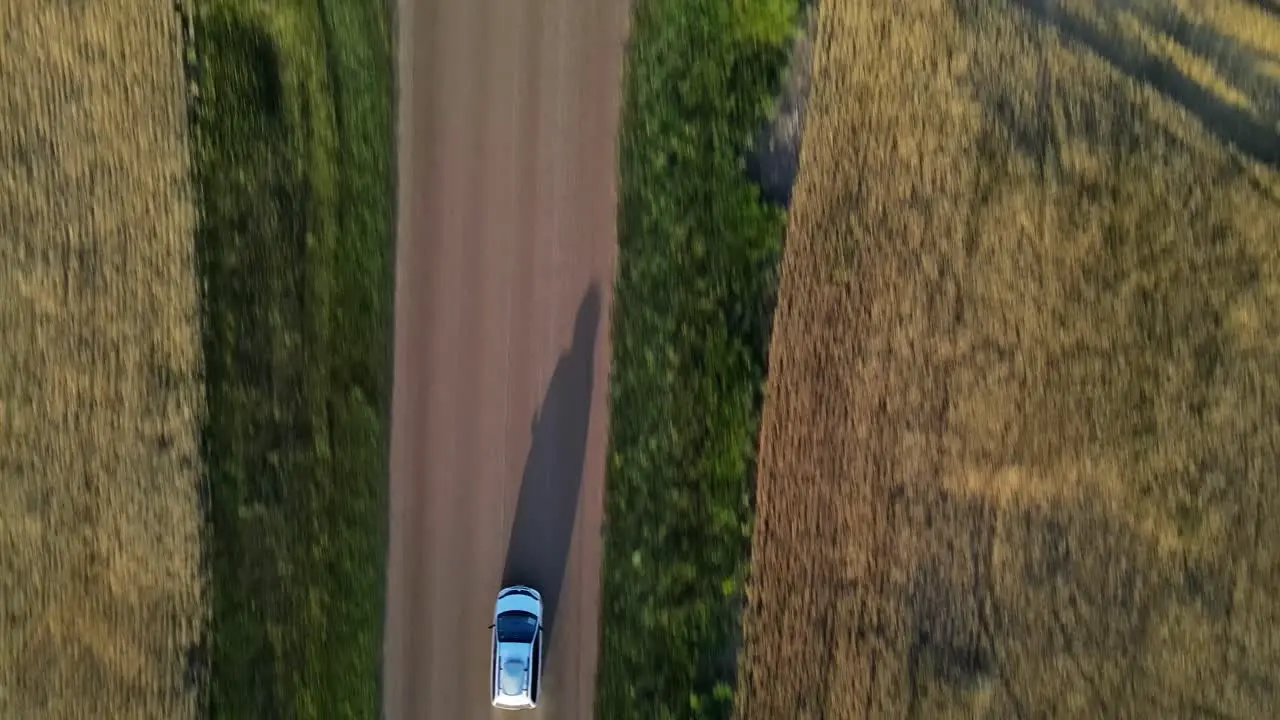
[496,611,538,643]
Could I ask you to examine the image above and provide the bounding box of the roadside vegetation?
[185,0,394,715]
[596,0,803,717]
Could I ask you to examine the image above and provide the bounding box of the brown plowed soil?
[0,1,203,718]
[737,0,1280,717]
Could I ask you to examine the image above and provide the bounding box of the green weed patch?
[187,0,393,715]
[598,0,800,716]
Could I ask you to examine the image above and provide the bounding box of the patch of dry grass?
[0,1,204,717]
[737,0,1280,717]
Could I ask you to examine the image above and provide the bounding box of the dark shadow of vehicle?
[502,284,600,656]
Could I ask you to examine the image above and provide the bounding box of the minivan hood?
[495,591,541,616]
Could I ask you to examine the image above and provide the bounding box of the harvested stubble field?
[738,0,1280,717]
[0,0,391,715]
[0,1,204,718]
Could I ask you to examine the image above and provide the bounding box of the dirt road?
[380,0,628,717]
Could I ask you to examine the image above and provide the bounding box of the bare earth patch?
[0,1,203,718]
[747,2,822,207]
[737,0,1280,717]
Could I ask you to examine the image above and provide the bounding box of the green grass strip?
[598,0,800,717]
[187,0,393,716]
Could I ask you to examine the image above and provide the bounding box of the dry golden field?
[0,1,204,717]
[738,0,1280,717]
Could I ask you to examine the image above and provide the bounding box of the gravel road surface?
[380,0,628,718]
